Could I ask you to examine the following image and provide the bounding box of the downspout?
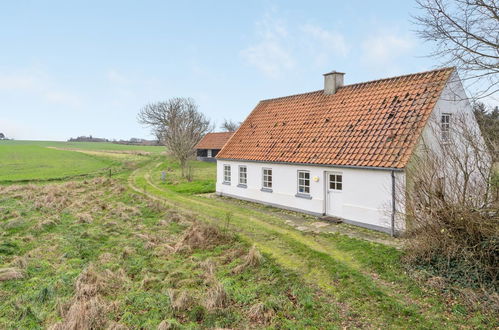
[391,170,396,237]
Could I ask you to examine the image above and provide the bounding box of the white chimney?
[323,71,345,95]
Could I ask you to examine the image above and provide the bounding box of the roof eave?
[216,157,404,172]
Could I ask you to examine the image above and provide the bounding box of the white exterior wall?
[419,72,480,152]
[411,72,491,203]
[216,160,406,233]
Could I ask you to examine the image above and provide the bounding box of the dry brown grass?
[248,302,276,325]
[11,256,28,269]
[121,246,135,258]
[76,213,93,224]
[99,253,114,264]
[3,217,26,229]
[232,245,263,274]
[157,320,180,330]
[167,210,184,223]
[49,265,114,329]
[200,258,216,278]
[47,265,132,330]
[174,222,231,253]
[141,275,160,290]
[167,289,192,312]
[106,321,129,330]
[36,218,58,230]
[204,282,229,311]
[0,268,24,281]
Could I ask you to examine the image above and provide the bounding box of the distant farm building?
[196,132,234,162]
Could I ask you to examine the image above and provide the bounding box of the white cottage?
[215,68,484,234]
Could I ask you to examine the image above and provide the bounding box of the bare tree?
[138,98,212,178]
[220,119,240,132]
[402,112,497,289]
[414,0,499,99]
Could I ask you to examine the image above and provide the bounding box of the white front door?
[207,149,212,157]
[326,172,343,217]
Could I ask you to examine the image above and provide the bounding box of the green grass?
[0,140,164,182]
[0,140,165,153]
[0,145,118,182]
[155,156,216,194]
[0,178,341,329]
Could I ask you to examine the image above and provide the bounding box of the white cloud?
[240,14,295,78]
[362,33,414,65]
[240,13,349,78]
[300,24,349,65]
[0,69,83,108]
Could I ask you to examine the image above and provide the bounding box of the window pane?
[337,183,342,190]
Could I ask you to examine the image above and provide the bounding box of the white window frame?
[441,113,451,142]
[207,149,212,158]
[238,165,247,185]
[297,170,310,194]
[223,164,231,183]
[328,173,342,191]
[262,168,272,189]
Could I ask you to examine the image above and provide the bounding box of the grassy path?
[129,160,489,328]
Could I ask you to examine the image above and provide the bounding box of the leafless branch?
[138,97,212,178]
[414,0,499,100]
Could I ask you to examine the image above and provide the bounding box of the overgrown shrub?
[403,112,498,292]
[404,205,498,289]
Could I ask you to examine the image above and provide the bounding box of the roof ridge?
[260,89,323,102]
[343,66,455,89]
[259,67,455,103]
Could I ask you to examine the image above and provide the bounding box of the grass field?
[156,157,216,194]
[0,140,163,183]
[0,145,118,182]
[0,140,165,153]
[0,144,497,328]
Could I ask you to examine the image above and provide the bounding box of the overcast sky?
[1,0,496,141]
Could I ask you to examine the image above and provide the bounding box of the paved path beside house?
[205,193,403,249]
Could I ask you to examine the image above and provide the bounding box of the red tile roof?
[196,132,234,150]
[217,67,455,169]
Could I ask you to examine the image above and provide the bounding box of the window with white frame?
[223,164,231,183]
[262,168,272,188]
[329,174,342,190]
[239,166,247,185]
[441,113,451,142]
[297,171,310,194]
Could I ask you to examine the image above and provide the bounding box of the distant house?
[215,68,486,234]
[195,132,234,162]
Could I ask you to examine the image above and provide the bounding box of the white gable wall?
[410,72,491,203]
[216,160,406,233]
